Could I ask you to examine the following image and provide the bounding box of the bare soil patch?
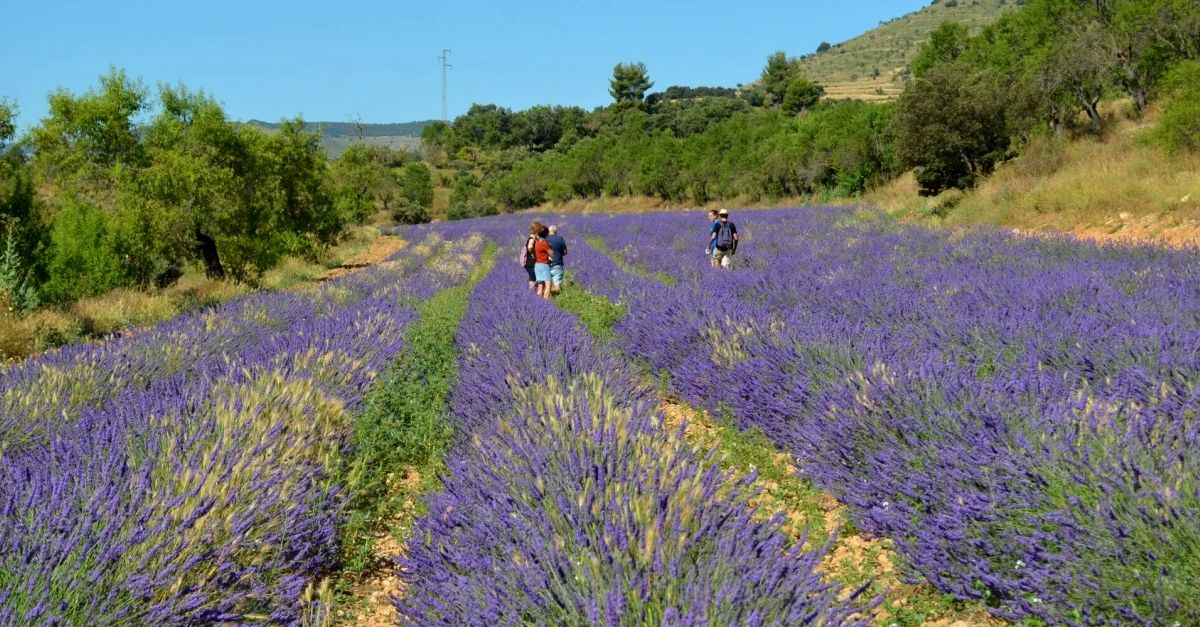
[321,236,408,281]
[334,467,423,626]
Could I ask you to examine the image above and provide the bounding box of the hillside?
[247,119,435,157]
[798,0,1016,101]
[854,106,1200,246]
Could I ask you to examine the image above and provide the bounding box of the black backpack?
[715,222,735,250]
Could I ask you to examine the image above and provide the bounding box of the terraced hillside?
[800,0,1015,100]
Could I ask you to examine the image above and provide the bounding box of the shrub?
[0,220,39,312]
[42,202,128,303]
[392,198,430,224]
[1156,61,1200,153]
[400,162,434,210]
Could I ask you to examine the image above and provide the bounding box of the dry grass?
[859,108,1200,246]
[431,186,451,221]
[261,225,383,290]
[71,289,180,336]
[0,309,81,362]
[0,224,391,363]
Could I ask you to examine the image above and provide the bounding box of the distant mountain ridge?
[246,119,436,157]
[247,119,436,138]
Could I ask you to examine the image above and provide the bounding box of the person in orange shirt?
[532,223,553,299]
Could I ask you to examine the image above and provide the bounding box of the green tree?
[446,171,492,220]
[0,100,44,281]
[760,51,803,106]
[609,62,654,105]
[420,121,454,166]
[637,134,685,201]
[0,219,39,312]
[453,104,514,150]
[0,99,14,150]
[126,84,252,281]
[265,118,340,247]
[330,143,394,223]
[910,22,972,78]
[566,136,607,198]
[892,62,1011,195]
[1039,15,1114,131]
[489,157,547,210]
[31,68,148,198]
[399,162,434,211]
[782,76,824,113]
[42,201,126,303]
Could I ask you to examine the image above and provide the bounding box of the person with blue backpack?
[709,208,739,269]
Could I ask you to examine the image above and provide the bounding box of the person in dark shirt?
[546,225,568,294]
[709,209,739,269]
[523,222,542,290]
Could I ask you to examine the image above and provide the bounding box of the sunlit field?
[6,207,1200,625]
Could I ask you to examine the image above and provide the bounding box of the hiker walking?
[522,222,542,290]
[705,209,719,257]
[546,224,568,294]
[709,209,739,269]
[532,223,553,299]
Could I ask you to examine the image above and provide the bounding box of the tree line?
[426,0,1200,219]
[3,0,1198,308]
[0,70,434,309]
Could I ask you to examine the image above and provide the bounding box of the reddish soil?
[335,468,423,626]
[320,237,408,282]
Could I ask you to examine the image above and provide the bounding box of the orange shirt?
[533,238,552,264]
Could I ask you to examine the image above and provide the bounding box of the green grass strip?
[337,241,496,577]
[584,236,675,286]
[551,275,627,345]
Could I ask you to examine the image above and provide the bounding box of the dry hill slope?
[798,0,1015,101]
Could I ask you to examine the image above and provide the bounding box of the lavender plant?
[429,208,1200,624]
[0,234,480,625]
[396,255,870,625]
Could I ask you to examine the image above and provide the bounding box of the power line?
[438,49,452,122]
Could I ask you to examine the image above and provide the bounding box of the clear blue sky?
[2,0,928,130]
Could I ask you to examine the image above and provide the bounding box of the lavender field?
[4,207,1199,625]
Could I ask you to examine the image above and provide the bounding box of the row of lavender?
[0,234,480,625]
[559,207,1200,624]
[394,243,872,625]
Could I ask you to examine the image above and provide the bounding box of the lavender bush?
[428,209,1200,624]
[0,234,478,625]
[396,252,870,625]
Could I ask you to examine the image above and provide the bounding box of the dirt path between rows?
[335,469,423,626]
[320,236,408,282]
[657,400,1002,627]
